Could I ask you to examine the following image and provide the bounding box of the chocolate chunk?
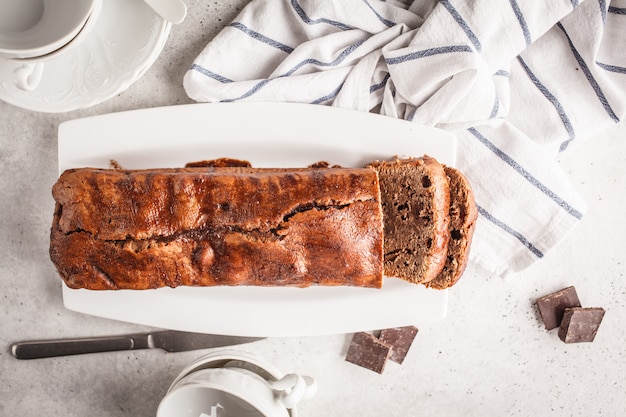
[558,307,605,343]
[345,332,392,373]
[536,286,581,330]
[379,326,418,364]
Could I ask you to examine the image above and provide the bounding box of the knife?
[11,330,264,360]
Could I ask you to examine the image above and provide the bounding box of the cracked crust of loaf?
[369,156,451,285]
[50,167,384,290]
[426,166,477,289]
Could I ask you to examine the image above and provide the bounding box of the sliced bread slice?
[369,156,451,285]
[426,166,478,289]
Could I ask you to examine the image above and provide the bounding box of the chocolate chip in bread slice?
[369,156,451,285]
[426,166,477,289]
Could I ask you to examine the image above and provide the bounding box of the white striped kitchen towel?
[183,0,626,277]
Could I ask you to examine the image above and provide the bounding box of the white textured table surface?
[1,2,625,416]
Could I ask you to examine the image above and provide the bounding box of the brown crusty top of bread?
[50,167,384,290]
[426,166,478,290]
[368,156,451,285]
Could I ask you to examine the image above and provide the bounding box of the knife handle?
[11,335,143,360]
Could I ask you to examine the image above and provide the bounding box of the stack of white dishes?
[0,0,171,112]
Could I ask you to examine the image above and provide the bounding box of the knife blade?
[11,330,264,360]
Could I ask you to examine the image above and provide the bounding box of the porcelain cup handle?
[269,373,317,409]
[13,62,44,91]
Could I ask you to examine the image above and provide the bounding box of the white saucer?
[0,0,170,113]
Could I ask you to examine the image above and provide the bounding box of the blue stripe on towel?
[219,40,366,102]
[190,64,234,83]
[599,0,607,24]
[476,205,544,258]
[516,56,575,151]
[440,0,482,52]
[489,96,500,119]
[370,73,390,93]
[570,0,580,9]
[221,79,273,102]
[290,0,353,30]
[385,45,473,65]
[362,0,396,27]
[282,39,365,76]
[468,127,584,220]
[228,22,294,53]
[509,0,532,47]
[608,6,626,15]
[557,22,620,123]
[596,61,626,74]
[310,83,345,104]
[311,73,392,104]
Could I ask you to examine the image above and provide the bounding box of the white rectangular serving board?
[57,102,455,337]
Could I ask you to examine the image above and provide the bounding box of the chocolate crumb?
[345,332,392,374]
[308,161,330,168]
[558,307,605,343]
[536,286,582,330]
[379,326,418,364]
[185,158,252,168]
[109,159,123,170]
[308,161,343,168]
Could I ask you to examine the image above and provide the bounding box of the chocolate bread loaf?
[50,167,384,290]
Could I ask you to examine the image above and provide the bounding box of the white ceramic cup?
[0,0,101,91]
[157,351,317,417]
